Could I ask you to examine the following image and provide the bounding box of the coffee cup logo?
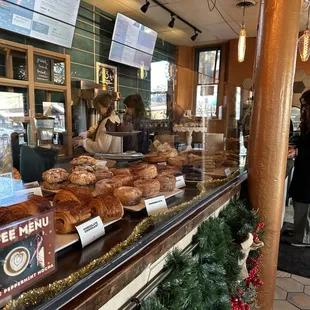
[4,247,30,276]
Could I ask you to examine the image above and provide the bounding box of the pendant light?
[238,0,247,63]
[299,7,310,62]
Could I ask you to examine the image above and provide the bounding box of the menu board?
[113,13,157,56]
[109,41,153,70]
[0,0,80,48]
[34,55,51,82]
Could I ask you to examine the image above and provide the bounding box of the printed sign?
[96,62,117,94]
[76,216,105,248]
[175,175,186,188]
[157,162,167,166]
[145,195,167,216]
[0,211,55,301]
[34,55,51,83]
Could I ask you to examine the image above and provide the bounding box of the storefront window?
[151,60,169,119]
[195,48,221,116]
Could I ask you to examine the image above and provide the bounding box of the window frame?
[194,46,222,117]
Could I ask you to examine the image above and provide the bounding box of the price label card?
[175,175,186,188]
[157,162,167,166]
[145,195,167,216]
[15,187,43,197]
[76,216,105,248]
[225,168,231,177]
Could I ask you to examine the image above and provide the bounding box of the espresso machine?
[71,80,106,137]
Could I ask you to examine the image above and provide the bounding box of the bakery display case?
[0,56,250,310]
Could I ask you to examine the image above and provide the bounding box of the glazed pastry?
[9,195,52,216]
[42,181,70,191]
[71,165,95,173]
[70,155,97,166]
[94,170,113,181]
[88,195,124,223]
[155,175,176,192]
[55,201,91,234]
[64,183,95,191]
[114,186,142,206]
[133,179,161,198]
[42,168,69,184]
[13,168,22,180]
[68,171,97,186]
[53,188,92,206]
[143,154,168,163]
[131,163,157,180]
[93,179,122,197]
[110,168,131,176]
[93,165,109,172]
[112,174,134,186]
[156,164,179,176]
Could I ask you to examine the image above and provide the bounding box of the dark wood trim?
[65,179,244,310]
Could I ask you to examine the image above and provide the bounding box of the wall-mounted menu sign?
[0,211,55,301]
[35,55,51,83]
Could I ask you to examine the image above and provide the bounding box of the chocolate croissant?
[9,195,52,216]
[55,201,91,234]
[53,188,92,206]
[88,195,124,223]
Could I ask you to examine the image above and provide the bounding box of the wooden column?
[248,0,301,308]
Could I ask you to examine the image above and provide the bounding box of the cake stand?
[173,125,209,151]
[95,131,143,164]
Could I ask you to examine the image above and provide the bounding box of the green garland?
[141,198,263,310]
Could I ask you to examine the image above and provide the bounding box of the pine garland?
[140,198,264,310]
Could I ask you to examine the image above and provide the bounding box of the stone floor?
[273,205,310,309]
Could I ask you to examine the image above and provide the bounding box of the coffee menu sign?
[34,55,52,83]
[0,211,55,300]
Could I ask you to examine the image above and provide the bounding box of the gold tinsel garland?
[3,176,237,310]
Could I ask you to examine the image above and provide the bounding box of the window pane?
[196,84,218,117]
[54,60,65,85]
[151,93,167,120]
[198,50,221,84]
[151,61,168,92]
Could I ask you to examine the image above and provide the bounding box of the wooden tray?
[55,218,121,252]
[124,188,184,212]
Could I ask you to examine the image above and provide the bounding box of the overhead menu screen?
[0,0,80,48]
[113,13,157,55]
[109,41,153,70]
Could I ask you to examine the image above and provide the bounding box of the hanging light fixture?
[191,30,198,41]
[238,0,247,63]
[299,7,310,62]
[168,14,176,28]
[141,0,150,13]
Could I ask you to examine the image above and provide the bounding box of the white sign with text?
[175,175,186,188]
[145,195,167,216]
[76,216,105,248]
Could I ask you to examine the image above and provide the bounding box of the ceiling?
[85,0,310,46]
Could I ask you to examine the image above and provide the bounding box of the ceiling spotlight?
[168,14,175,28]
[191,30,198,41]
[141,0,150,13]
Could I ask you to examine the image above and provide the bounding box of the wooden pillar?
[248,0,301,309]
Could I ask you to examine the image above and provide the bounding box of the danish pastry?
[68,171,97,186]
[155,175,176,192]
[93,179,122,197]
[42,168,69,184]
[70,155,97,166]
[133,179,160,198]
[114,186,142,206]
[131,163,157,180]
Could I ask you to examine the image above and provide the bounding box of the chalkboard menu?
[34,56,52,83]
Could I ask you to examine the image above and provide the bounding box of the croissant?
[53,188,92,206]
[9,195,52,216]
[88,195,124,223]
[55,201,91,234]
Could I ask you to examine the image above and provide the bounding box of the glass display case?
[0,43,252,310]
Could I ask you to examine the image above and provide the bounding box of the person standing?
[289,90,310,246]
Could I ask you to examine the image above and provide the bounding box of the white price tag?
[175,175,186,188]
[15,187,43,197]
[157,162,167,166]
[145,195,167,215]
[76,216,105,248]
[225,168,231,177]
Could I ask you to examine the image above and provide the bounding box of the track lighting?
[140,1,150,13]
[191,30,198,41]
[168,14,175,28]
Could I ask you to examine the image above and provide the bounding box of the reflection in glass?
[54,61,65,85]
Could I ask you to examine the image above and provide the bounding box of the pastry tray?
[55,218,121,252]
[124,188,184,212]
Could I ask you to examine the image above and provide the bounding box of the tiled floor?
[273,205,310,309]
